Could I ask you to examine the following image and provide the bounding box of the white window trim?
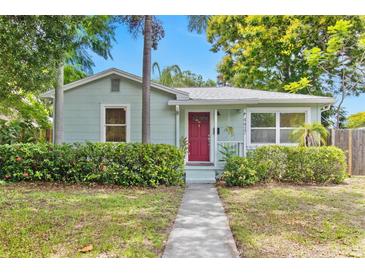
[247,107,311,147]
[100,104,131,142]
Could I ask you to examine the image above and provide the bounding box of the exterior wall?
[217,109,244,142]
[63,76,176,144]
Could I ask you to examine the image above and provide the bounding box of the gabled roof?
[42,68,190,99]
[168,87,335,105]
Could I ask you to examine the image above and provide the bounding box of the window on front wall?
[251,113,276,144]
[249,111,306,145]
[104,107,127,142]
[279,113,305,143]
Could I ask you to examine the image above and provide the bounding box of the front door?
[188,112,210,161]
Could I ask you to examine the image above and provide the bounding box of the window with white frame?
[103,106,127,142]
[248,109,307,145]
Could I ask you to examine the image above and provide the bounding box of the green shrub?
[285,146,347,184]
[222,145,347,186]
[0,142,185,187]
[222,156,260,186]
[248,145,288,182]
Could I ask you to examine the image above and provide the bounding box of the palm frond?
[290,122,328,146]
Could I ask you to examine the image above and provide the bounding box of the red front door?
[188,112,210,161]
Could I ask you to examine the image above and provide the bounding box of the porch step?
[185,168,216,184]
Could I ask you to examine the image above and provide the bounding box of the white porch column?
[175,105,180,147]
[214,109,218,166]
[243,108,247,157]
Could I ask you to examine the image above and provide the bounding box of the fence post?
[348,129,352,176]
[331,128,335,145]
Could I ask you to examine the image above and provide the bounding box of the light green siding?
[63,76,176,144]
[217,109,244,142]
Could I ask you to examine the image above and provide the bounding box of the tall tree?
[52,16,115,144]
[0,16,63,102]
[0,16,115,143]
[303,19,365,128]
[205,16,365,127]
[206,16,353,94]
[142,16,153,143]
[117,16,164,144]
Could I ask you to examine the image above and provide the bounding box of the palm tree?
[142,16,153,143]
[290,122,329,147]
[152,62,182,87]
[118,16,165,144]
[187,16,211,33]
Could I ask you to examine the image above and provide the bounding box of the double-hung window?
[248,108,308,145]
[101,105,129,142]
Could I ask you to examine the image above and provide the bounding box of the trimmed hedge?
[0,142,185,187]
[222,145,347,186]
[221,157,260,187]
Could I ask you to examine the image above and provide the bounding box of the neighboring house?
[43,68,335,183]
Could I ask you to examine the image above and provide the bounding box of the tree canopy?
[0,15,115,98]
[347,112,365,128]
[0,16,115,142]
[208,16,344,94]
[206,16,365,127]
[303,18,365,127]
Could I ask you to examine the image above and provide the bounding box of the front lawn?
[0,183,184,257]
[218,178,365,257]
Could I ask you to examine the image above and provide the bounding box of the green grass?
[218,178,365,257]
[0,183,184,258]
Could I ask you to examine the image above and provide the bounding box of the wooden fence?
[328,128,365,176]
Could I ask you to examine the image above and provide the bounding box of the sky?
[91,15,365,116]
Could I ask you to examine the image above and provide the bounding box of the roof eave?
[168,98,336,106]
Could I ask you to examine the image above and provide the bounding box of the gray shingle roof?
[177,87,333,101]
[167,87,334,105]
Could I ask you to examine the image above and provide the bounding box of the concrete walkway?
[163,184,239,258]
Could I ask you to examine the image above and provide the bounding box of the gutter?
[168,97,336,106]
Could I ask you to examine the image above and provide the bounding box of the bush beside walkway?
[222,145,347,186]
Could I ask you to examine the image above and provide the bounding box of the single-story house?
[43,68,335,183]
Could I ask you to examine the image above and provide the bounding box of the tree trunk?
[54,61,64,144]
[142,15,152,144]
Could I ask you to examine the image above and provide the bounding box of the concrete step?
[185,168,216,184]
